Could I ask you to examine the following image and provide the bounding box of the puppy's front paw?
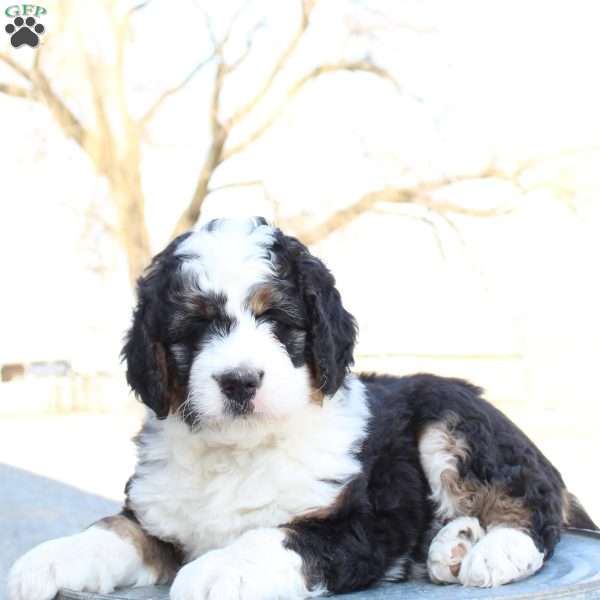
[170,529,313,600]
[9,534,105,600]
[427,516,485,584]
[170,550,231,600]
[458,527,544,587]
[170,552,301,600]
[8,527,153,600]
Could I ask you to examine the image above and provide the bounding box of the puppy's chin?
[182,412,284,438]
[176,400,269,429]
[179,393,315,430]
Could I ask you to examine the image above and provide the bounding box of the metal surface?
[58,529,600,600]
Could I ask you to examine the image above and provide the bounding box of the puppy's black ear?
[121,233,191,418]
[278,234,357,395]
[122,298,170,419]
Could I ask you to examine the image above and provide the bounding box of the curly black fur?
[285,372,597,593]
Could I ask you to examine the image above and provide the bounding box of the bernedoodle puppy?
[9,218,597,600]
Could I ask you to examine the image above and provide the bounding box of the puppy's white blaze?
[7,527,157,600]
[176,219,275,314]
[188,312,311,419]
[170,528,323,600]
[128,376,370,562]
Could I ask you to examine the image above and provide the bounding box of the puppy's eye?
[258,308,304,331]
[169,316,211,342]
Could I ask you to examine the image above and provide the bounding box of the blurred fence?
[0,373,135,416]
[0,354,529,416]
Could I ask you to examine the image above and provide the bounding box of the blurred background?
[1,0,599,593]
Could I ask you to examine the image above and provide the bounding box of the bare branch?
[294,171,514,246]
[170,136,225,239]
[140,54,215,126]
[0,82,34,99]
[198,6,218,48]
[224,17,266,74]
[224,30,257,74]
[224,44,252,75]
[208,180,264,194]
[114,3,148,153]
[129,0,153,14]
[220,1,249,48]
[0,53,35,98]
[0,51,88,151]
[0,53,32,81]
[295,187,397,245]
[223,60,399,159]
[227,0,318,127]
[167,2,259,238]
[169,1,322,237]
[32,47,43,72]
[209,63,226,137]
[197,0,246,49]
[373,206,447,258]
[30,68,88,150]
[415,196,513,218]
[85,56,113,146]
[170,60,228,238]
[141,3,249,126]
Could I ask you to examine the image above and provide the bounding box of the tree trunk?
[109,153,152,286]
[118,193,152,287]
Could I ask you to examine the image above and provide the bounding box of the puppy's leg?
[419,415,562,587]
[8,513,179,600]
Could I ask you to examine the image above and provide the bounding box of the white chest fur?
[127,377,369,561]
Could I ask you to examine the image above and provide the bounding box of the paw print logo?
[5,16,45,48]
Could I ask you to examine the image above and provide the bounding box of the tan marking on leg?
[95,515,180,582]
[439,466,532,530]
[471,485,532,530]
[419,418,470,520]
[420,418,532,530]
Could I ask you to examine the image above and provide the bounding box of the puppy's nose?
[214,369,264,405]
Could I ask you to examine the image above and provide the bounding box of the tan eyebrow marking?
[246,283,283,316]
